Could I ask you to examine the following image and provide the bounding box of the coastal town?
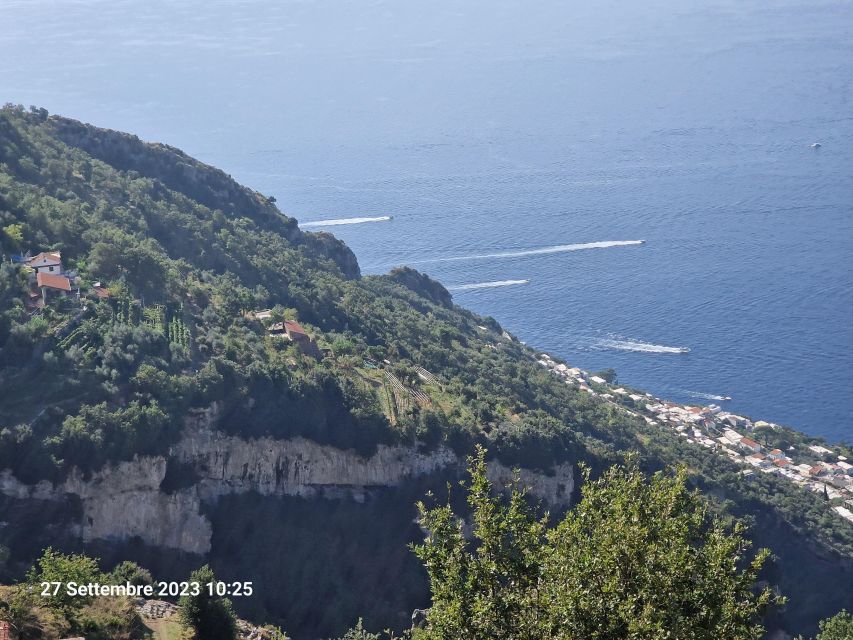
[536,353,853,525]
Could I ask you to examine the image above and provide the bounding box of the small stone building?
[284,320,322,359]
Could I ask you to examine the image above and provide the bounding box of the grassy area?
[143,617,191,640]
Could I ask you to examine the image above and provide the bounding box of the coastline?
[535,352,853,526]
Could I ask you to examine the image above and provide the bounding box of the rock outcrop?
[0,412,573,555]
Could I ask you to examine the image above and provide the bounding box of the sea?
[2,0,851,442]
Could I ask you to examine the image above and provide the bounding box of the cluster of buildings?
[9,250,111,310]
[11,250,76,306]
[535,353,853,525]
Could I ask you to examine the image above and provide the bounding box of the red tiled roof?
[740,437,760,448]
[36,272,71,291]
[284,320,308,336]
[28,251,62,265]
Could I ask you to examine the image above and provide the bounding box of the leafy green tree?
[178,565,237,640]
[108,560,153,587]
[808,610,853,640]
[26,547,103,613]
[543,461,777,640]
[1,222,24,248]
[414,446,546,640]
[413,448,778,640]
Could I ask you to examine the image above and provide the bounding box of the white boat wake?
[597,338,690,354]
[300,215,392,228]
[416,240,644,264]
[683,390,731,401]
[447,279,530,291]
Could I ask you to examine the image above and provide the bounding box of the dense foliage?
[806,611,853,640]
[178,565,237,640]
[413,449,777,640]
[0,549,146,640]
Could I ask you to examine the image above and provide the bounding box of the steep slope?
[0,105,851,638]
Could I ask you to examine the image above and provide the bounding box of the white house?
[809,445,833,455]
[739,437,762,454]
[26,251,63,274]
[723,429,744,445]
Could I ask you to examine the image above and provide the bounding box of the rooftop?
[284,320,308,336]
[36,272,71,291]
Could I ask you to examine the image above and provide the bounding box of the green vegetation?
[413,448,777,640]
[0,105,851,638]
[26,548,102,614]
[0,549,146,640]
[177,565,237,640]
[332,619,384,640]
[807,611,853,640]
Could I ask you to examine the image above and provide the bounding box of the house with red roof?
[739,437,762,454]
[284,320,322,359]
[747,453,770,468]
[36,271,72,303]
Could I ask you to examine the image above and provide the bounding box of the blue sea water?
[2,0,851,442]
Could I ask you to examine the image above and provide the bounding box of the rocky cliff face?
[0,408,573,555]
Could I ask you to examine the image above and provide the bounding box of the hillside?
[0,105,851,638]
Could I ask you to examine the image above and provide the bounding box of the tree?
[26,547,102,613]
[108,560,153,587]
[809,610,853,640]
[179,565,237,640]
[413,448,778,640]
[1,223,24,249]
[414,446,547,640]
